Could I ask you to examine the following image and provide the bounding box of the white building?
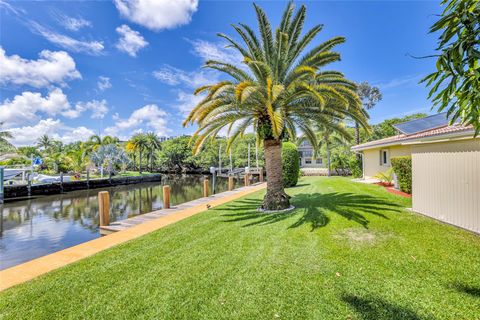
[297,140,324,168]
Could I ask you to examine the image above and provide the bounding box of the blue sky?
[0,0,441,146]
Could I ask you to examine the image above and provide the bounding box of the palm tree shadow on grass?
[221,192,402,230]
[450,282,480,298]
[342,294,431,320]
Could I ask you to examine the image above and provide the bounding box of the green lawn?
[1,177,479,319]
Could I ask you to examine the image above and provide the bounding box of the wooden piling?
[259,169,264,182]
[244,173,250,187]
[228,176,234,191]
[163,185,170,209]
[203,179,209,197]
[98,191,110,226]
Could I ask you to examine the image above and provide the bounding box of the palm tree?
[125,141,137,170]
[102,135,119,145]
[145,132,161,172]
[129,133,148,174]
[37,135,53,150]
[184,2,369,210]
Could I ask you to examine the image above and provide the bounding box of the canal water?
[0,174,242,270]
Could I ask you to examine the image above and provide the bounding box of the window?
[305,158,312,164]
[303,151,313,157]
[316,158,322,164]
[380,149,389,165]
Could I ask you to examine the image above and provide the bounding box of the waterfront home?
[352,113,480,234]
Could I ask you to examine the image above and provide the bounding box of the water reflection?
[0,174,243,270]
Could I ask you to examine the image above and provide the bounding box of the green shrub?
[349,156,363,178]
[282,142,300,187]
[391,156,412,194]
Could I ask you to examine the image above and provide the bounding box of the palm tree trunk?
[327,142,331,177]
[139,150,142,174]
[150,150,153,172]
[262,139,290,211]
[355,122,361,161]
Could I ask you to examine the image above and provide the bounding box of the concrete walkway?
[0,183,266,292]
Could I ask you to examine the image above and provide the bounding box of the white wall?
[412,138,480,234]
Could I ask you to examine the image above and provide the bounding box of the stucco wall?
[412,138,480,234]
[362,145,412,178]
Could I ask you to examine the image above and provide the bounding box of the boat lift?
[209,143,263,194]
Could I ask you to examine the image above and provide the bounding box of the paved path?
[0,183,266,292]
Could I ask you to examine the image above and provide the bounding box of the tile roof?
[352,123,474,151]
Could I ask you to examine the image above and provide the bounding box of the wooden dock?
[100,183,265,235]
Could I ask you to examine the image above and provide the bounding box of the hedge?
[282,142,300,187]
[391,156,412,194]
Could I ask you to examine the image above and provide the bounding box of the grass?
[1,177,479,319]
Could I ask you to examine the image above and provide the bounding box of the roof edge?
[352,128,476,151]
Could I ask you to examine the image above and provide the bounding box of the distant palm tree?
[184,2,369,210]
[37,135,53,150]
[85,135,119,154]
[145,132,161,172]
[102,135,119,145]
[129,133,148,174]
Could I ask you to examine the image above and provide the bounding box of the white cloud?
[63,99,109,119]
[115,24,148,57]
[0,47,81,88]
[97,76,112,91]
[105,104,168,139]
[0,0,25,15]
[176,90,204,116]
[59,15,92,31]
[377,75,422,90]
[189,39,244,65]
[8,119,95,146]
[114,0,198,31]
[153,65,218,88]
[8,119,63,146]
[0,89,71,127]
[30,21,104,55]
[59,126,96,144]
[57,15,92,31]
[0,89,109,128]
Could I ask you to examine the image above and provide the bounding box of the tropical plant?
[156,136,198,172]
[36,135,53,150]
[145,132,161,172]
[0,122,14,151]
[68,148,88,173]
[90,144,129,175]
[184,2,369,210]
[422,0,480,135]
[129,133,148,174]
[17,146,41,158]
[375,168,394,185]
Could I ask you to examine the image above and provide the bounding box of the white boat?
[35,174,71,183]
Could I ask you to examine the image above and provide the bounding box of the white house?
[297,140,324,168]
[352,113,480,234]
